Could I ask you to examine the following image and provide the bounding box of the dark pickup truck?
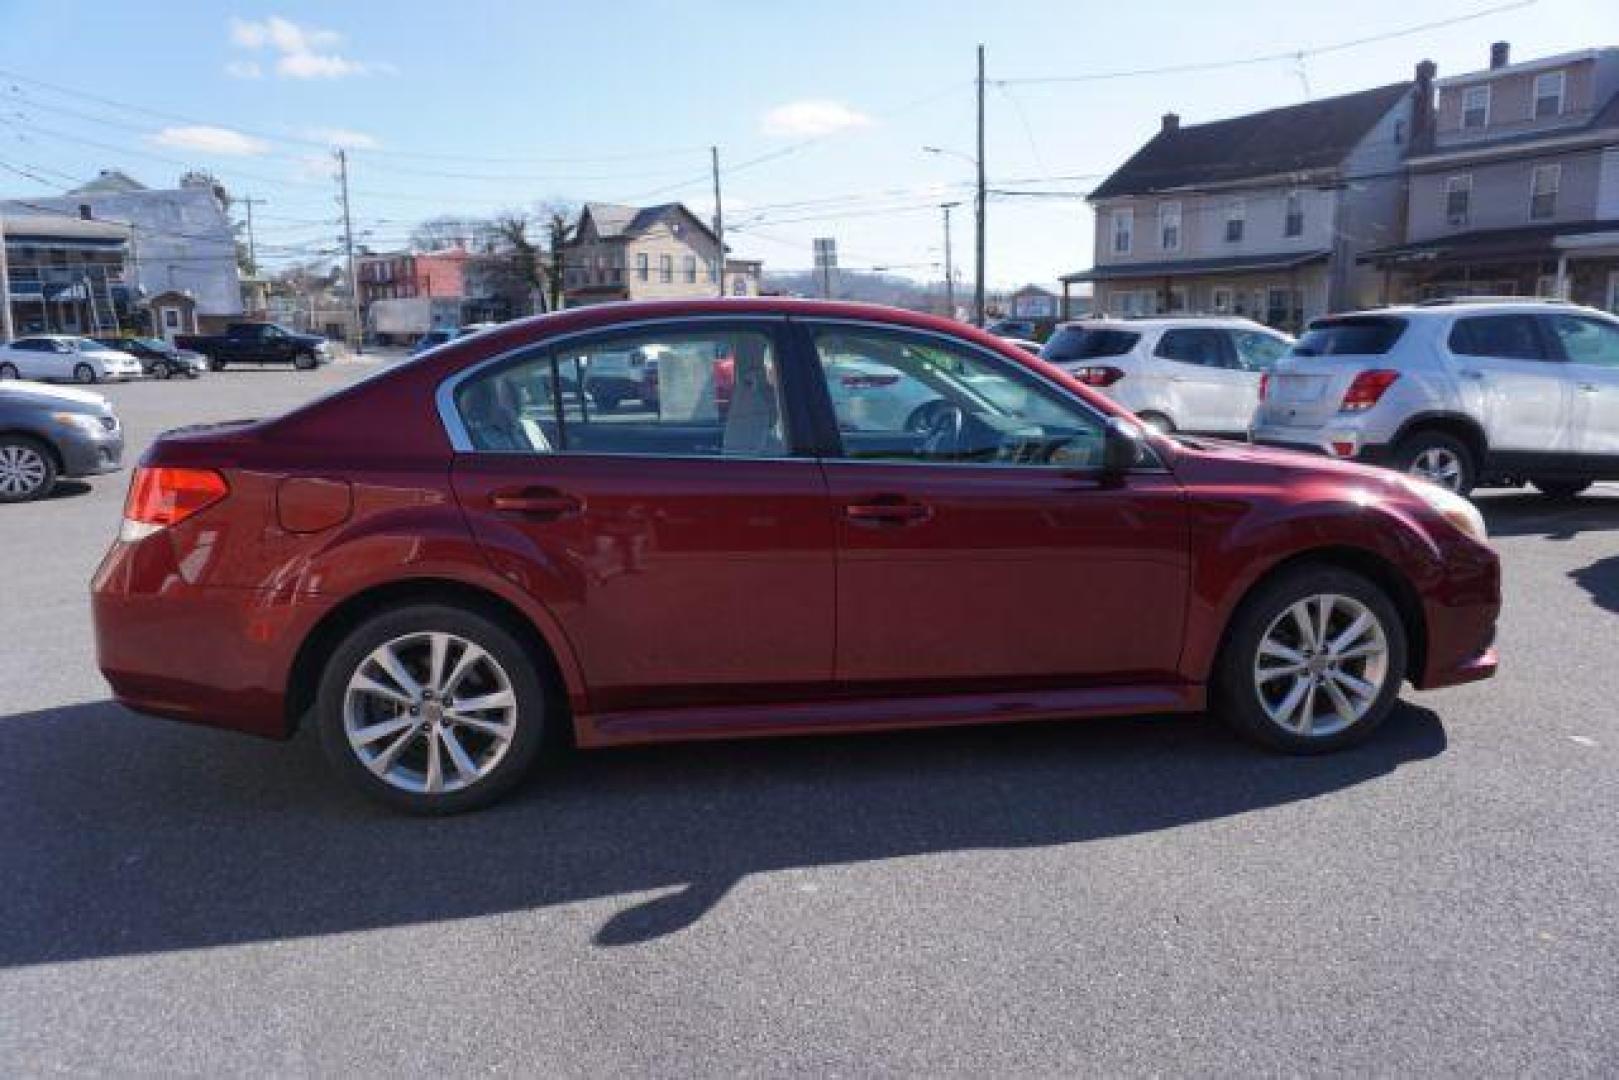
[175,323,333,371]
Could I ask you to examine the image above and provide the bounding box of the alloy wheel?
[0,444,50,499]
[1407,446,1464,491]
[343,631,519,795]
[1253,593,1389,738]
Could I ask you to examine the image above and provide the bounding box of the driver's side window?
[810,326,1106,468]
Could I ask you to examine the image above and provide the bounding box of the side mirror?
[1101,416,1148,475]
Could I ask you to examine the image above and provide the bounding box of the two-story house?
[357,248,470,308]
[1365,43,1619,312]
[2,210,131,336]
[561,202,761,307]
[1064,70,1428,331]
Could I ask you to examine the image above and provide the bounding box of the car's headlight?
[1401,475,1488,543]
[51,411,103,434]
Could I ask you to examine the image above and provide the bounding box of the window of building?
[636,253,649,281]
[1158,202,1181,252]
[1165,285,1188,313]
[1224,200,1245,244]
[683,254,697,283]
[454,327,788,457]
[1530,163,1560,220]
[708,258,719,282]
[1461,85,1490,130]
[1265,287,1303,331]
[1445,175,1472,226]
[659,254,673,283]
[1533,71,1565,119]
[1211,286,1233,314]
[1284,190,1304,237]
[732,277,748,296]
[1110,209,1133,255]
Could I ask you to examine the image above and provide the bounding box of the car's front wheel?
[315,603,551,814]
[0,362,18,380]
[1215,565,1407,753]
[151,361,172,380]
[0,435,58,503]
[294,351,318,371]
[73,363,97,385]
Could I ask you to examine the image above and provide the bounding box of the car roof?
[1320,300,1614,321]
[1055,316,1281,332]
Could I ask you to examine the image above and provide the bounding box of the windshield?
[1292,317,1407,357]
[1041,327,1140,362]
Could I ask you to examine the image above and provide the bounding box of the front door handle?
[845,497,932,525]
[1458,369,1485,381]
[1577,382,1599,394]
[490,486,581,519]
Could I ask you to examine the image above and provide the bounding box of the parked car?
[0,380,123,502]
[175,323,332,371]
[410,328,460,355]
[92,298,1499,814]
[0,335,144,384]
[90,337,206,380]
[985,317,1052,342]
[1042,317,1293,437]
[1253,299,1619,497]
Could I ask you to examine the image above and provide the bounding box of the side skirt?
[576,682,1206,749]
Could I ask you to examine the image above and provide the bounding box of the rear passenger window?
[453,327,789,458]
[1155,329,1230,368]
[1448,315,1549,361]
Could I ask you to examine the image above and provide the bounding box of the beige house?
[1364,43,1619,313]
[562,202,762,307]
[1066,71,1426,332]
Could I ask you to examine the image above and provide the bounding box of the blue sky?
[0,0,1611,287]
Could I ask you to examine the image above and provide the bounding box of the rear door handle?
[1458,369,1485,381]
[844,498,932,525]
[490,487,581,519]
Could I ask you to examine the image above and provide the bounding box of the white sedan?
[0,335,144,384]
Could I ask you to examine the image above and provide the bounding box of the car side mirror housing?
[1101,416,1149,475]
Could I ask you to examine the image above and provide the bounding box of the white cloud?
[151,125,270,156]
[305,127,380,150]
[228,15,388,80]
[761,100,875,138]
[224,59,262,79]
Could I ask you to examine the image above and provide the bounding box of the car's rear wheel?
[73,363,97,385]
[0,362,18,380]
[1393,431,1475,495]
[1137,411,1175,435]
[1531,478,1591,501]
[1214,565,1407,753]
[315,603,550,814]
[0,436,58,503]
[152,361,172,380]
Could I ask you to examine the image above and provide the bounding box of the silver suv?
[1254,299,1619,497]
[1041,317,1292,437]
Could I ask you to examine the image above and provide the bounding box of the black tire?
[315,603,552,814]
[904,398,955,434]
[73,363,97,385]
[0,362,18,380]
[152,361,171,380]
[0,434,59,503]
[1392,430,1476,495]
[1136,411,1176,435]
[594,390,621,411]
[208,358,227,372]
[1213,565,1408,754]
[293,351,317,371]
[1530,478,1591,501]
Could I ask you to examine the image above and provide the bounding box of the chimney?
[1490,41,1510,69]
[1161,112,1180,134]
[1411,60,1438,153]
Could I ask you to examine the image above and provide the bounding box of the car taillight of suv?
[1072,365,1126,388]
[119,466,229,541]
[1339,370,1399,412]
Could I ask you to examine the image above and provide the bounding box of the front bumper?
[56,424,124,477]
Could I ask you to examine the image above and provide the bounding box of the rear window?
[1042,327,1140,362]
[1292,317,1407,357]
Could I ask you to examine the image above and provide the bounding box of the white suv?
[1253,299,1619,497]
[1040,317,1292,436]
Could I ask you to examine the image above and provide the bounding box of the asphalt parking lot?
[1,361,1616,1076]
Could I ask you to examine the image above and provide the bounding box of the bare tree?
[409,215,493,252]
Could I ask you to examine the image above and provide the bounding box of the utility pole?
[710,146,725,298]
[0,209,14,340]
[974,43,987,327]
[238,196,265,273]
[940,201,960,318]
[336,150,361,354]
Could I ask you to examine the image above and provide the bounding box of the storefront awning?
[1061,251,1329,284]
[1362,220,1619,265]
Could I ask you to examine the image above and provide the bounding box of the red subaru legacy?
[92,300,1499,813]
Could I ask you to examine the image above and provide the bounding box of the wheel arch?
[0,428,63,471]
[1390,411,1487,466]
[284,576,577,740]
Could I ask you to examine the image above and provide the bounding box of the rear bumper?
[1254,436,1394,467]
[91,539,331,739]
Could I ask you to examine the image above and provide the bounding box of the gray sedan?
[0,381,124,502]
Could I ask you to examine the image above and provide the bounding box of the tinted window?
[812,327,1107,468]
[9,339,52,352]
[1228,330,1290,371]
[455,327,788,458]
[1293,317,1407,357]
[1155,328,1230,368]
[1042,327,1140,361]
[1544,314,1619,369]
[1448,315,1548,361]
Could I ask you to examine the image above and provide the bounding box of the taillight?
[1258,373,1270,401]
[841,372,900,390]
[1339,370,1399,412]
[120,466,229,541]
[1072,365,1125,388]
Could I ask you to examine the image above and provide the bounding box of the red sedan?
[92,299,1499,813]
